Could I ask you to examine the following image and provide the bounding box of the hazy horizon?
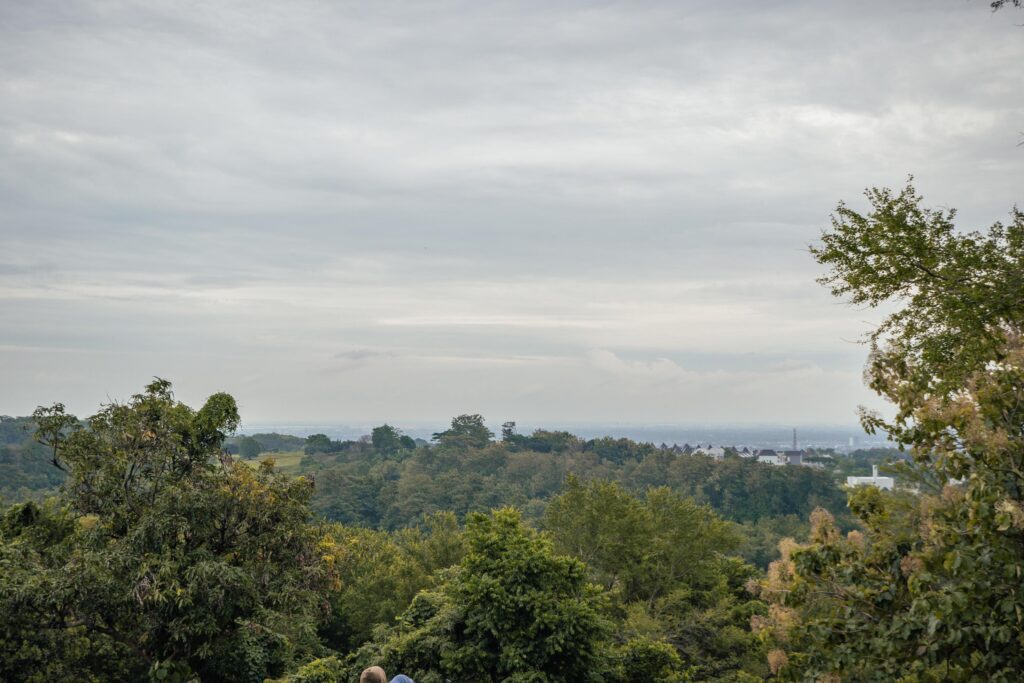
[232,420,891,451]
[3,0,1022,423]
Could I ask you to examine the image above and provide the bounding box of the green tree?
[811,181,1024,396]
[543,478,651,597]
[343,508,612,682]
[0,416,66,500]
[304,433,334,455]
[760,184,1024,681]
[371,424,404,454]
[544,479,767,681]
[519,430,579,454]
[737,515,809,568]
[317,512,465,651]
[609,638,686,682]
[0,380,332,682]
[432,414,493,449]
[238,434,264,460]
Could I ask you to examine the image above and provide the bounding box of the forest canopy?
[1,187,1021,681]
[1,382,795,682]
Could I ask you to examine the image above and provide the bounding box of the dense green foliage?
[1,385,791,682]
[0,382,332,682]
[2,408,874,580]
[371,424,416,454]
[342,508,613,682]
[545,479,769,681]
[0,416,64,501]
[238,435,264,460]
[318,513,466,652]
[1,385,790,681]
[432,414,494,449]
[299,429,849,565]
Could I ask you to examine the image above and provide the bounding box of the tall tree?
[761,184,1024,681]
[371,424,404,454]
[0,380,332,682]
[338,508,612,683]
[238,434,264,460]
[544,479,767,681]
[432,414,493,449]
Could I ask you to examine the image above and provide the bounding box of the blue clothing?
[389,677,414,683]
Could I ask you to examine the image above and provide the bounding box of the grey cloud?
[332,349,396,361]
[0,0,1020,421]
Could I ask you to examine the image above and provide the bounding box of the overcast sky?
[1,0,1021,426]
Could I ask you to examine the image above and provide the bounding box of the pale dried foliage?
[845,529,865,550]
[899,554,924,577]
[810,507,839,544]
[940,484,964,504]
[778,536,801,562]
[78,514,100,531]
[949,346,1020,456]
[917,494,947,544]
[769,603,797,628]
[996,499,1024,530]
[765,558,792,596]
[761,537,802,600]
[752,596,797,641]
[767,648,789,675]
[766,604,799,642]
[906,334,1024,479]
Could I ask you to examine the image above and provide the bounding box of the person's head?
[359,666,387,683]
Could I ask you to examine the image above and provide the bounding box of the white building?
[846,465,895,490]
[752,448,815,467]
[693,445,726,460]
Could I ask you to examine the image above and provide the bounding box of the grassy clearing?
[241,450,305,474]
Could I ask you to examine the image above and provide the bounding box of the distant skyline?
[2,1,1022,423]
[236,421,893,453]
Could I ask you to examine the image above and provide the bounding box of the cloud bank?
[1,0,1021,424]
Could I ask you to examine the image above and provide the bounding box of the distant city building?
[846,465,895,490]
[751,448,816,467]
[692,445,726,460]
[680,444,819,468]
[781,450,803,466]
